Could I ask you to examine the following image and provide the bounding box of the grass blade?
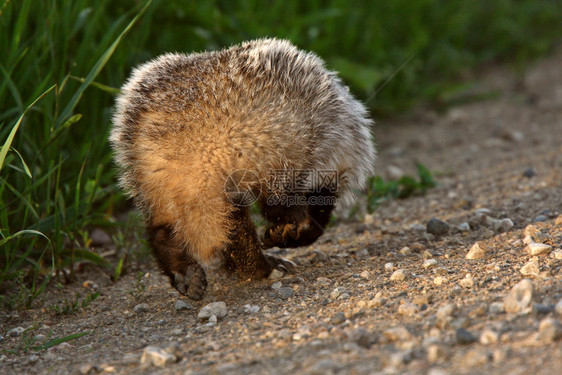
[55,0,152,128]
[31,332,90,351]
[0,85,56,171]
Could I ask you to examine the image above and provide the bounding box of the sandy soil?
[1,49,561,375]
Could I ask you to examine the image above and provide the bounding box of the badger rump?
[110,38,375,300]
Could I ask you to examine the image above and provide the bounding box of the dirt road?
[1,49,561,375]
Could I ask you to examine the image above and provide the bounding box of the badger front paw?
[171,264,207,300]
[263,220,322,249]
[264,254,297,274]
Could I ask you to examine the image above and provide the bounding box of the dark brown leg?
[147,224,207,300]
[227,206,295,279]
[261,189,336,248]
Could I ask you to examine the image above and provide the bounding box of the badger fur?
[110,38,375,300]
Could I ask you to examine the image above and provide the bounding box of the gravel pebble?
[360,270,371,279]
[434,276,447,285]
[489,302,505,314]
[243,304,260,314]
[466,242,486,259]
[7,327,25,337]
[390,269,408,281]
[397,301,419,316]
[538,317,560,342]
[133,303,150,314]
[458,222,471,232]
[383,326,412,342]
[423,259,438,269]
[140,346,176,367]
[504,279,534,313]
[555,299,562,315]
[491,218,514,233]
[271,281,282,290]
[437,303,455,321]
[174,300,193,311]
[459,274,475,288]
[198,302,227,321]
[520,259,539,276]
[426,218,450,236]
[277,287,293,300]
[331,312,346,325]
[526,242,553,256]
[456,328,477,344]
[480,329,499,345]
[268,269,284,280]
[384,262,395,271]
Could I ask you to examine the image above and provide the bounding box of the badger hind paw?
[172,265,207,300]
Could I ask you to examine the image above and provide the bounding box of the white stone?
[141,346,176,367]
[466,242,486,259]
[198,302,227,320]
[526,242,553,256]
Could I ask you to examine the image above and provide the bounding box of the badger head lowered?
[110,38,375,300]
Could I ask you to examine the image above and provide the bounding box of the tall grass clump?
[0,0,153,308]
[1,0,561,308]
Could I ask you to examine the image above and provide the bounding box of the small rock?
[434,276,447,285]
[457,222,471,232]
[555,299,562,315]
[331,312,346,325]
[79,364,99,374]
[277,287,293,300]
[271,281,282,290]
[489,302,505,314]
[462,347,489,367]
[427,344,445,363]
[360,270,371,279]
[348,328,374,349]
[387,165,405,180]
[532,303,554,316]
[466,242,486,259]
[368,295,387,308]
[208,315,218,325]
[383,326,412,342]
[459,274,475,288]
[269,269,284,280]
[437,304,455,321]
[552,250,562,260]
[140,346,176,367]
[522,168,535,178]
[426,218,450,236]
[423,259,438,269]
[384,262,395,271]
[534,215,548,223]
[456,328,477,345]
[390,269,408,281]
[174,300,193,311]
[198,302,227,321]
[480,329,499,345]
[330,287,346,300]
[504,279,533,313]
[398,301,419,316]
[243,304,260,314]
[526,242,553,256]
[7,327,25,337]
[90,228,112,246]
[492,218,514,233]
[520,259,539,277]
[170,329,182,336]
[538,317,560,342]
[133,303,150,314]
[399,246,412,256]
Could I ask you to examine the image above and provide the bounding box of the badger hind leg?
[262,189,336,248]
[226,206,296,278]
[147,224,207,300]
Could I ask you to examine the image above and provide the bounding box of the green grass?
[1,0,561,308]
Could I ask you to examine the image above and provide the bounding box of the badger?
[110,38,375,300]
